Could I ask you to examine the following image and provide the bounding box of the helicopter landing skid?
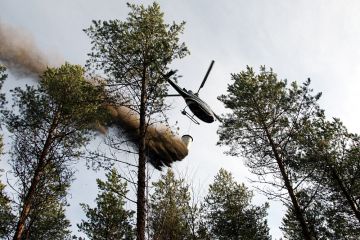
[181,109,200,125]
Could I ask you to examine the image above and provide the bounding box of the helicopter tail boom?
[166,78,189,98]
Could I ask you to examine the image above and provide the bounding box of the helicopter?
[165,60,221,125]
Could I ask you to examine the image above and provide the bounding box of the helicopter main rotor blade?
[197,60,215,94]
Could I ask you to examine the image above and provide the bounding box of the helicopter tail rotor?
[197,60,215,95]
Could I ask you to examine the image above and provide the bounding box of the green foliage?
[218,66,360,238]
[281,190,332,240]
[3,63,108,192]
[84,4,190,239]
[291,118,360,238]
[21,200,72,240]
[218,66,323,163]
[0,64,6,83]
[78,168,135,240]
[0,64,7,109]
[0,64,7,155]
[84,2,189,114]
[4,62,108,147]
[217,66,324,239]
[149,169,193,240]
[0,65,13,239]
[281,188,360,240]
[18,164,73,240]
[40,63,109,126]
[1,63,108,239]
[0,173,15,239]
[202,169,271,240]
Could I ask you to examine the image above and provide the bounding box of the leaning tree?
[218,66,324,240]
[2,63,107,240]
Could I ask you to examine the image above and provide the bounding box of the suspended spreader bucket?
[181,134,193,150]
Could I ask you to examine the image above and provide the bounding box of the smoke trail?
[0,21,50,76]
[107,106,188,170]
[0,21,188,169]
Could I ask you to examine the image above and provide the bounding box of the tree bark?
[136,66,147,240]
[253,98,313,240]
[13,113,58,240]
[264,127,313,240]
[13,165,43,240]
[330,166,360,222]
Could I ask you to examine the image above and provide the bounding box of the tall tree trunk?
[253,99,313,240]
[13,165,43,240]
[330,166,360,222]
[13,113,58,240]
[264,127,313,240]
[136,67,147,240]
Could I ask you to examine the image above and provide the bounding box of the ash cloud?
[107,106,188,170]
[0,21,50,77]
[0,21,188,169]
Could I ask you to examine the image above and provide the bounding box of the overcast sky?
[1,0,360,239]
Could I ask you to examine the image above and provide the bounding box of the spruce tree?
[78,168,135,240]
[202,169,271,240]
[149,169,193,240]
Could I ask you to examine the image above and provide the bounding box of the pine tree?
[21,199,72,240]
[0,65,15,239]
[218,67,324,239]
[300,118,360,222]
[84,3,189,239]
[0,64,6,108]
[281,188,360,239]
[288,118,360,238]
[0,172,15,239]
[281,190,331,240]
[149,169,193,240]
[2,63,107,240]
[78,168,135,240]
[201,168,271,240]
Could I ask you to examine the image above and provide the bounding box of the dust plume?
[0,21,188,169]
[107,106,188,170]
[0,21,50,76]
